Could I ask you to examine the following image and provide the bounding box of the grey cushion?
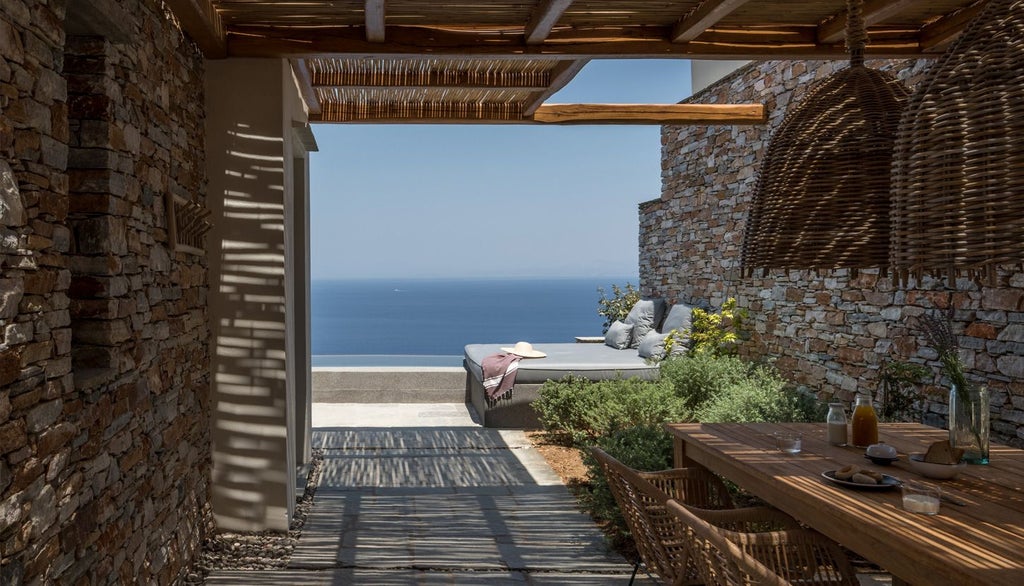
[604,320,634,349]
[661,303,694,334]
[624,298,667,348]
[637,331,670,360]
[463,343,660,384]
[638,330,688,360]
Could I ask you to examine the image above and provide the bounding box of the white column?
[205,58,309,531]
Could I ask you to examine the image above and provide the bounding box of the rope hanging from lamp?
[740,0,909,277]
[890,0,1024,286]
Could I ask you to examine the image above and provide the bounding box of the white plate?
[821,470,901,490]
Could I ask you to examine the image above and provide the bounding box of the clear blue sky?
[309,59,692,280]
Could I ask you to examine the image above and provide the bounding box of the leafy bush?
[877,360,931,422]
[581,424,673,545]
[688,297,749,356]
[597,283,640,333]
[534,375,684,446]
[658,352,756,414]
[696,374,820,423]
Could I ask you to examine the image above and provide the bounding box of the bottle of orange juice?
[850,394,879,448]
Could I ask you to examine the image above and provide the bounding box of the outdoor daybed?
[463,342,660,428]
[464,299,693,428]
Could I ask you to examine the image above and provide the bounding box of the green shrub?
[658,352,755,414]
[688,298,749,356]
[597,283,640,333]
[581,424,673,545]
[695,364,820,423]
[534,375,683,446]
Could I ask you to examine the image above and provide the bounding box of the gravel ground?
[183,449,325,584]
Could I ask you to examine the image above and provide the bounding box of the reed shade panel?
[741,0,909,275]
[890,0,1024,285]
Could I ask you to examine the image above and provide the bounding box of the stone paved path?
[205,404,647,585]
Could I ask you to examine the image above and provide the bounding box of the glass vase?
[948,384,990,465]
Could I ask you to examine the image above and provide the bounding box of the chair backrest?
[590,447,704,585]
[665,499,791,586]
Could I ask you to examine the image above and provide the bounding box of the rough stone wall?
[643,58,1024,447]
[1,0,211,583]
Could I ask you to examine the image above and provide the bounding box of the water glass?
[902,482,941,515]
[773,432,802,454]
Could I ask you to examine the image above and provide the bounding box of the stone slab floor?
[205,403,648,585]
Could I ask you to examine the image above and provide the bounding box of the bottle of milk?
[827,402,848,446]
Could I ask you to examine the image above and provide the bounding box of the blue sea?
[311,277,633,366]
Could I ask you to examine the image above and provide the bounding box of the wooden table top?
[665,422,1024,586]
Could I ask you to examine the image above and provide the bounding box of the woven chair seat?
[591,448,860,586]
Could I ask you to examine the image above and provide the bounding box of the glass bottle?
[949,384,990,464]
[826,402,848,446]
[850,394,878,448]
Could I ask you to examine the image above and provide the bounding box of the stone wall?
[642,58,1024,447]
[1,0,211,583]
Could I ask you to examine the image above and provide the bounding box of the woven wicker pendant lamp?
[741,0,909,276]
[890,0,1024,285]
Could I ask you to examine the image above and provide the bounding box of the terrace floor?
[205,403,647,584]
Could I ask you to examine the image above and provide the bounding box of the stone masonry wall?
[1,0,211,583]
[642,59,1024,447]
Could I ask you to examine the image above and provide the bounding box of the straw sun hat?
[501,341,547,358]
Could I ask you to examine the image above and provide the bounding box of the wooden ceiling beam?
[310,102,766,125]
[671,0,751,43]
[525,0,574,44]
[817,0,921,44]
[523,59,589,116]
[318,83,551,91]
[227,26,926,59]
[365,0,386,42]
[164,0,227,58]
[531,103,766,125]
[920,1,987,52]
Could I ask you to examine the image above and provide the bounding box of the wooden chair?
[591,447,736,585]
[664,499,790,586]
[591,447,860,586]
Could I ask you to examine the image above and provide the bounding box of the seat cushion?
[464,343,659,384]
[624,298,667,348]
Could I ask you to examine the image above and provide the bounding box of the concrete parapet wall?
[313,368,466,403]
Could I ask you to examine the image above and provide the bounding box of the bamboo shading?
[890,0,1024,285]
[741,0,909,276]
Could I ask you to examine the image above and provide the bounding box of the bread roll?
[851,472,880,485]
[835,465,857,480]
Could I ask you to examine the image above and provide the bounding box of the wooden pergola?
[167,1,987,124]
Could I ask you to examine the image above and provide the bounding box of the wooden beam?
[531,103,766,125]
[523,59,588,115]
[920,1,987,52]
[227,25,926,59]
[525,0,574,44]
[365,0,386,43]
[164,0,227,58]
[671,0,751,43]
[817,0,922,44]
[291,59,322,116]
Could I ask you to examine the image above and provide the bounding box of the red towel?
[481,353,521,401]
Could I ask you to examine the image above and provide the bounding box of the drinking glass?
[902,482,941,515]
[773,432,802,454]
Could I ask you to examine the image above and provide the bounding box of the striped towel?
[481,353,522,401]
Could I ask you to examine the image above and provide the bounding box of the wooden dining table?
[665,422,1024,586]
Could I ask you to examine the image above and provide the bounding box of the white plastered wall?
[205,58,314,531]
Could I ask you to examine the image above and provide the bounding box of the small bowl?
[865,454,899,466]
[866,443,897,458]
[908,453,967,480]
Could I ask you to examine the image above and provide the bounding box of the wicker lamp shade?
[742,1,910,275]
[890,0,1024,285]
